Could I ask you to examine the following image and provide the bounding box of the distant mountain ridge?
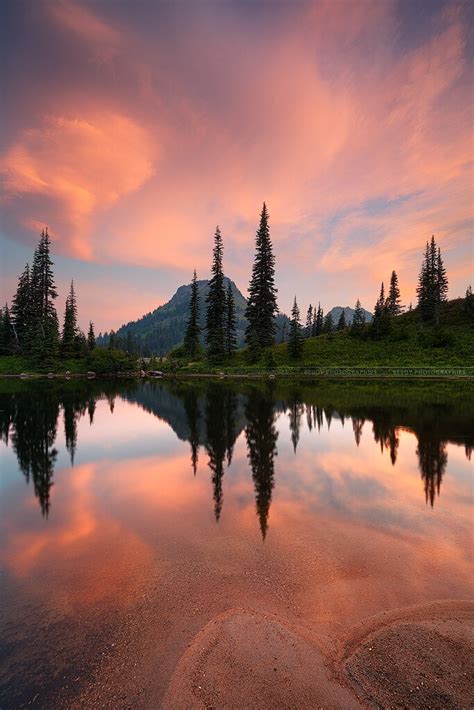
[327,305,373,325]
[100,281,372,355]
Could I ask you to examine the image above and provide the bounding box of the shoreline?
[1,370,473,381]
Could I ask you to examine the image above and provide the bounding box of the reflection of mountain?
[1,380,472,522]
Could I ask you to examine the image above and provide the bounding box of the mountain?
[327,305,372,325]
[102,278,290,355]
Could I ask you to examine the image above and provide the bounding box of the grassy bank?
[1,299,473,378]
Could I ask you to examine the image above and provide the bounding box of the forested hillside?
[100,278,291,355]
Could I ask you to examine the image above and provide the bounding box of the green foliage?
[336,309,347,331]
[86,348,136,374]
[245,203,278,355]
[225,280,237,357]
[205,227,226,361]
[61,280,78,358]
[322,311,334,334]
[370,282,391,339]
[387,270,403,316]
[312,303,323,337]
[87,322,96,350]
[351,299,366,336]
[288,297,304,360]
[184,270,201,357]
[417,236,448,322]
[0,304,17,355]
[11,263,32,351]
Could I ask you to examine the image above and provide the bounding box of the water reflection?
[1,380,473,530]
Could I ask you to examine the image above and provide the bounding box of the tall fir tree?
[0,305,16,355]
[205,227,226,361]
[464,285,474,320]
[11,263,32,352]
[336,309,347,331]
[305,304,313,338]
[351,298,366,335]
[436,247,448,304]
[184,270,201,357]
[387,270,402,316]
[245,203,278,356]
[322,311,334,334]
[225,281,237,357]
[287,296,303,359]
[87,322,96,350]
[30,228,59,358]
[371,282,391,338]
[314,303,324,336]
[417,235,448,321]
[61,281,78,358]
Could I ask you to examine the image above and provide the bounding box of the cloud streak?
[0,0,472,325]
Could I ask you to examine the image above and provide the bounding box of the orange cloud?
[1,113,157,259]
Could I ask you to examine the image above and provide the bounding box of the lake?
[0,378,472,708]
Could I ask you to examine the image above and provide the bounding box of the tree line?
[2,218,471,365]
[183,202,278,362]
[184,203,467,362]
[0,229,96,363]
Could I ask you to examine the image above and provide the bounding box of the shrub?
[87,348,136,374]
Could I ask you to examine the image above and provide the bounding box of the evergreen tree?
[31,228,58,322]
[351,298,366,335]
[387,270,402,316]
[225,281,237,357]
[437,247,448,304]
[61,280,78,358]
[305,304,313,338]
[312,302,324,336]
[371,282,390,338]
[245,203,278,355]
[205,227,226,361]
[108,330,117,349]
[464,285,474,320]
[336,309,347,331]
[126,330,134,354]
[184,270,201,357]
[0,305,16,355]
[30,228,59,357]
[87,322,96,350]
[288,297,303,359]
[11,263,32,352]
[75,330,88,357]
[417,236,448,321]
[322,311,334,334]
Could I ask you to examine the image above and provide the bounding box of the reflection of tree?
[225,390,238,467]
[313,406,324,432]
[245,388,278,540]
[372,415,399,465]
[204,385,228,522]
[87,396,96,425]
[288,394,304,453]
[6,391,60,517]
[2,381,123,516]
[416,433,448,507]
[183,388,200,476]
[352,417,364,446]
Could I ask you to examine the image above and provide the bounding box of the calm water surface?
[0,379,472,707]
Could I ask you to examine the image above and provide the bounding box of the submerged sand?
[162,601,473,709]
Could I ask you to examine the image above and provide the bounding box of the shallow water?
[0,379,472,707]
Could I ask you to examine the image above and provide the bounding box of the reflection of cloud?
[1,0,472,321]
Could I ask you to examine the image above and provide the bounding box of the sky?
[0,0,473,332]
